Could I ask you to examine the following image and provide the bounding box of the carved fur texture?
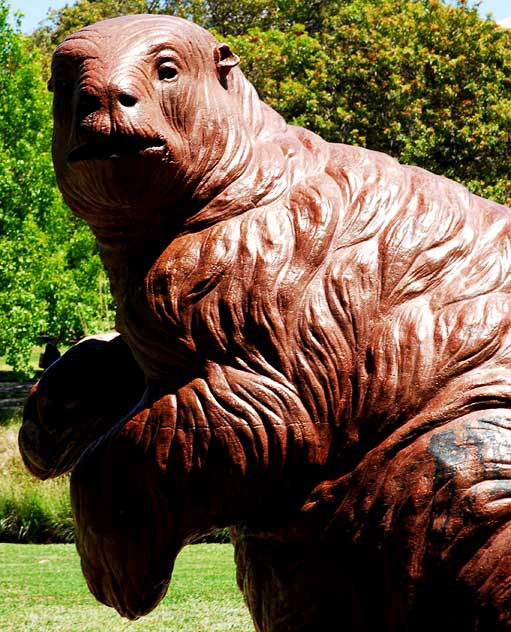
[19,15,511,631]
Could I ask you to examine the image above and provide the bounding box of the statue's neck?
[92,220,179,303]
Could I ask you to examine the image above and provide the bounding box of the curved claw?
[19,334,145,479]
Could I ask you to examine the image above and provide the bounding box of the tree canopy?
[0,0,113,375]
[228,0,511,204]
[0,0,510,373]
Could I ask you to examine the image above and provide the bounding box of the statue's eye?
[158,63,178,81]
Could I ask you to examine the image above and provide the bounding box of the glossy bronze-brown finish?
[19,14,511,631]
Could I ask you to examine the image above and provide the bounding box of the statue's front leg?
[234,408,511,632]
[69,360,320,621]
[19,333,145,479]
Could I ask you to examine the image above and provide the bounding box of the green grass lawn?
[0,543,253,631]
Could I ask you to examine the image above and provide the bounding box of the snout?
[63,81,167,164]
[75,81,142,138]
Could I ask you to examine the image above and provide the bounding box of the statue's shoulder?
[324,140,419,191]
[322,137,509,226]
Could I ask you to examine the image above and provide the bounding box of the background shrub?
[0,413,73,543]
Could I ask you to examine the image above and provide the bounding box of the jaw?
[54,140,187,223]
[66,135,167,163]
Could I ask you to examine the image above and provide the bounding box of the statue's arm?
[68,359,320,619]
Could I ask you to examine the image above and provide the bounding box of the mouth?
[67,136,167,163]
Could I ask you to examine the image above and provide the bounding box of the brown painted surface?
[18,14,511,631]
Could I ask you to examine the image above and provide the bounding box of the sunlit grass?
[0,414,73,543]
[0,543,253,631]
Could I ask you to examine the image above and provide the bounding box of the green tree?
[32,0,336,52]
[226,0,511,204]
[33,0,152,55]
[0,1,113,376]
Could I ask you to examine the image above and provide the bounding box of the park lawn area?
[0,543,253,631]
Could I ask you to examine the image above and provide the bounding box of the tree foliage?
[228,0,511,204]
[32,0,337,53]
[0,0,113,375]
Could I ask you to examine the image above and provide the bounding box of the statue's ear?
[214,43,240,79]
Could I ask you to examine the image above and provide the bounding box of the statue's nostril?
[118,92,138,107]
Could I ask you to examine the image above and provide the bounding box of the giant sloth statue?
[18,14,511,632]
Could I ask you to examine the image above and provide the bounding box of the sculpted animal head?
[50,15,283,229]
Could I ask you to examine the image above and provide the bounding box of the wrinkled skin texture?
[18,14,511,631]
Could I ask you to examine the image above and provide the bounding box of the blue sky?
[448,0,510,21]
[8,0,511,34]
